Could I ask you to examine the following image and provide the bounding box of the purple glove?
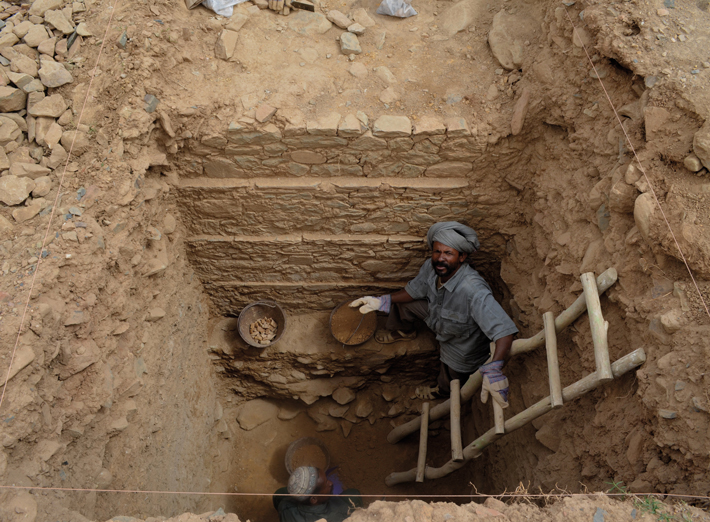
[326,467,344,495]
[479,360,509,408]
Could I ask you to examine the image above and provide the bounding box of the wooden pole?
[416,402,429,482]
[581,272,613,382]
[493,401,505,434]
[543,311,563,408]
[385,348,646,486]
[387,268,618,444]
[450,380,463,462]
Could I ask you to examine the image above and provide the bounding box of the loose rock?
[0,86,27,112]
[349,62,368,78]
[31,176,52,197]
[693,123,710,170]
[340,32,361,54]
[215,29,238,61]
[488,10,524,70]
[38,59,73,88]
[44,10,74,35]
[348,23,366,35]
[374,66,396,84]
[352,8,375,27]
[0,175,35,205]
[683,154,702,173]
[28,93,67,118]
[326,10,352,29]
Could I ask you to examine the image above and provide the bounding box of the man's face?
[309,468,333,505]
[431,241,467,280]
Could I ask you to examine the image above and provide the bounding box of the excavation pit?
[1,0,710,520]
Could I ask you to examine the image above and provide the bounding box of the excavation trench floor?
[213,397,473,522]
[206,310,480,522]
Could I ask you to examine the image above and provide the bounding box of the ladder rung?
[450,380,463,462]
[543,311,564,408]
[493,401,505,434]
[416,402,430,482]
[581,272,613,382]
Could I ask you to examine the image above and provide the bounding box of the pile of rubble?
[0,0,91,223]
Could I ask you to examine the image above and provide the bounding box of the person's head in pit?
[287,466,333,505]
[431,241,468,282]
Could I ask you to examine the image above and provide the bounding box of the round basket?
[329,299,377,346]
[237,300,287,348]
[285,437,331,474]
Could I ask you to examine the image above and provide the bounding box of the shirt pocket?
[438,308,474,338]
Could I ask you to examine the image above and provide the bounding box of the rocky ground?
[1,0,710,521]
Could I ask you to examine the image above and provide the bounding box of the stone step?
[203,281,410,314]
[186,233,427,284]
[177,176,479,238]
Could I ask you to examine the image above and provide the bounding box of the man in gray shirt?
[351,221,518,406]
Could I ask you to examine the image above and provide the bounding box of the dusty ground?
[2,0,710,520]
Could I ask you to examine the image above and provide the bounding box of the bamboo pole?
[387,268,618,444]
[415,402,429,482]
[450,380,463,462]
[493,401,505,434]
[581,272,613,382]
[543,311,563,408]
[384,348,645,486]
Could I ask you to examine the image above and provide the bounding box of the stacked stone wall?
[174,111,523,313]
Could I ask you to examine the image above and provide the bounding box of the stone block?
[388,137,413,152]
[255,103,277,123]
[311,164,363,176]
[204,157,243,178]
[291,150,326,164]
[372,115,411,138]
[349,130,387,151]
[445,117,471,137]
[338,114,365,137]
[396,150,440,166]
[228,123,281,145]
[307,112,341,136]
[202,134,228,148]
[425,161,473,177]
[413,116,446,137]
[225,144,262,155]
[283,136,348,148]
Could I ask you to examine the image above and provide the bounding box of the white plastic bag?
[376,0,417,18]
[202,0,248,17]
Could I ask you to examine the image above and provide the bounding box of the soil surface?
[1,0,710,520]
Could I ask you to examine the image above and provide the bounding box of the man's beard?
[432,259,457,277]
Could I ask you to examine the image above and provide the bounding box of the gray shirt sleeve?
[404,261,431,300]
[469,286,519,342]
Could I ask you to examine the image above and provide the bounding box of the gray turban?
[427,221,480,254]
[288,466,318,501]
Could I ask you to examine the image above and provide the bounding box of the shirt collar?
[430,262,469,292]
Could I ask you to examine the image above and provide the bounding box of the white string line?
[0,0,122,411]
[563,6,710,321]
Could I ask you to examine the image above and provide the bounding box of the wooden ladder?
[387,269,646,486]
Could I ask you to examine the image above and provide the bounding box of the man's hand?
[479,361,509,408]
[349,295,391,314]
